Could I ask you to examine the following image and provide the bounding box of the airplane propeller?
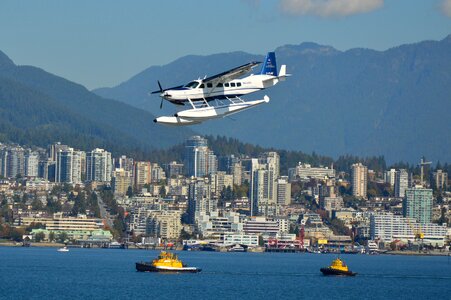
[151,80,165,109]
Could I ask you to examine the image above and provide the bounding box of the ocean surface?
[1,247,450,299]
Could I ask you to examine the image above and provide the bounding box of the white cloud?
[279,0,384,17]
[442,0,451,17]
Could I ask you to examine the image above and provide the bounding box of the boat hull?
[136,262,201,273]
[320,267,357,276]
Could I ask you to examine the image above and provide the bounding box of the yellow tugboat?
[320,258,357,276]
[136,251,201,273]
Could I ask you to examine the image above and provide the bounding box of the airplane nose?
[153,119,157,123]
[161,92,171,99]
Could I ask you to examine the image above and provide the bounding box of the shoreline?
[1,242,450,256]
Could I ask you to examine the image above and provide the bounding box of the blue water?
[1,247,450,299]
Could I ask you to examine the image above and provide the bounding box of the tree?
[330,219,351,236]
[126,186,133,198]
[48,232,55,242]
[34,232,45,242]
[159,185,166,197]
[57,232,68,243]
[31,198,44,211]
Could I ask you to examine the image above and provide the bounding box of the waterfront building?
[288,162,335,181]
[395,169,409,198]
[370,212,447,246]
[223,233,259,246]
[352,163,367,199]
[133,161,151,191]
[86,148,112,183]
[243,217,280,236]
[197,211,243,238]
[26,212,112,241]
[403,187,433,224]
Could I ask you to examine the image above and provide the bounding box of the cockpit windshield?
[184,81,199,89]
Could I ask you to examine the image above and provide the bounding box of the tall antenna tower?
[419,157,431,187]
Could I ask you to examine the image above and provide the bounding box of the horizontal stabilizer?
[278,65,291,81]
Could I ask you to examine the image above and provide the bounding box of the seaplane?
[152,52,289,126]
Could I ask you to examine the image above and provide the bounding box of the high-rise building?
[352,163,367,199]
[55,148,84,184]
[86,148,112,182]
[165,161,184,178]
[403,187,433,224]
[115,155,134,173]
[112,168,133,196]
[218,155,240,174]
[2,146,25,178]
[49,142,69,162]
[134,161,151,191]
[395,169,409,198]
[276,176,291,206]
[251,163,279,217]
[210,171,233,197]
[433,170,448,191]
[384,168,396,186]
[24,152,39,177]
[151,163,166,183]
[231,162,242,186]
[185,136,217,177]
[187,179,216,224]
[56,148,73,183]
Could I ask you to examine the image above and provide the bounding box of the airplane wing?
[202,61,261,86]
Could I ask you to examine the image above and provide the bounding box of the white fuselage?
[160,73,282,102]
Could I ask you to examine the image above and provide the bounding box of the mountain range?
[0,50,195,157]
[0,35,450,163]
[94,35,451,163]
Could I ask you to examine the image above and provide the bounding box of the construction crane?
[419,157,432,187]
[406,217,424,241]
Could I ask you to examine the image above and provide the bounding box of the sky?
[1,0,450,90]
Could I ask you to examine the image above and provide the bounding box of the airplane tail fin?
[260,52,277,76]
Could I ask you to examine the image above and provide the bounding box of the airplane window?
[199,84,205,88]
[207,83,213,88]
[237,82,242,87]
[185,81,199,88]
[231,83,236,87]
[224,83,229,87]
[217,83,223,87]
